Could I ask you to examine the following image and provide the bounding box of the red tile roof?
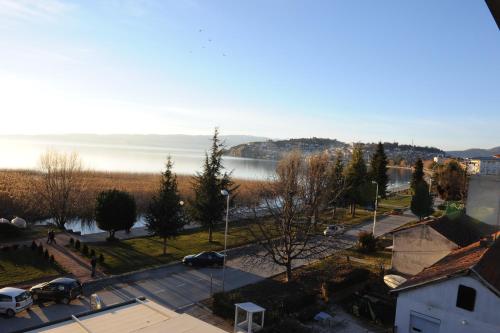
[394,233,500,295]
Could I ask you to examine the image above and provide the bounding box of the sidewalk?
[40,233,105,283]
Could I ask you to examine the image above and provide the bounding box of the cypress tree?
[369,142,389,198]
[345,145,368,217]
[190,128,237,242]
[411,158,425,191]
[411,181,433,220]
[145,157,185,255]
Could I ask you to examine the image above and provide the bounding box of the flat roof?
[23,299,227,333]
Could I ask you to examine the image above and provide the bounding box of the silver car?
[323,225,345,237]
[0,287,33,318]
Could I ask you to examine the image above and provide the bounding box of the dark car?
[30,278,82,304]
[182,251,224,267]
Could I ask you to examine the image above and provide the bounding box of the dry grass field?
[0,169,267,221]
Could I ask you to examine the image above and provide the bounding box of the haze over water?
[0,137,411,186]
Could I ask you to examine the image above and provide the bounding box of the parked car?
[30,277,82,304]
[0,287,33,318]
[391,208,404,215]
[182,251,224,267]
[323,225,345,237]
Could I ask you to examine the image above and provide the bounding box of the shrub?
[50,255,55,263]
[90,249,96,257]
[262,318,313,333]
[37,244,44,255]
[75,240,81,250]
[328,267,370,293]
[31,240,37,251]
[69,237,75,247]
[99,253,105,264]
[44,249,49,260]
[358,231,377,253]
[0,222,22,239]
[82,244,89,256]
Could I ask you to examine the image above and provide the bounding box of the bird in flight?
[198,29,203,32]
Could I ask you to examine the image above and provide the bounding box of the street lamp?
[221,189,230,292]
[371,181,379,235]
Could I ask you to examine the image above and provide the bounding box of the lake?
[0,137,412,184]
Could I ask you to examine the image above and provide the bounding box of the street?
[0,210,416,333]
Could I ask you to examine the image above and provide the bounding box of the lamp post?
[371,181,379,235]
[221,189,230,292]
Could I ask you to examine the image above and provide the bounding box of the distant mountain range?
[446,146,500,158]
[0,134,268,151]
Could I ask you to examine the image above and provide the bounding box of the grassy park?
[0,246,62,287]
[87,219,270,274]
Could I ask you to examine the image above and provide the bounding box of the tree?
[434,160,467,201]
[303,152,330,225]
[36,151,85,229]
[95,189,137,241]
[190,129,236,242]
[145,157,185,255]
[248,152,337,282]
[369,142,389,198]
[326,151,347,218]
[410,158,425,191]
[411,181,433,220]
[345,145,368,217]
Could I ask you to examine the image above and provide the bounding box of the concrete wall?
[392,225,457,276]
[394,276,500,333]
[466,175,500,226]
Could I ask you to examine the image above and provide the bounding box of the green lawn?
[341,248,392,268]
[0,247,61,287]
[90,219,271,274]
[0,225,54,244]
[379,194,411,208]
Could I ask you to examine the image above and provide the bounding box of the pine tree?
[369,142,389,198]
[326,151,345,216]
[411,158,425,191]
[145,157,185,255]
[411,181,433,220]
[345,145,368,217]
[190,128,236,242]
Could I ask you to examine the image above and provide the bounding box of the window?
[0,294,12,302]
[456,285,476,311]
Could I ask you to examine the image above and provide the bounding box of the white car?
[0,287,33,317]
[323,225,345,237]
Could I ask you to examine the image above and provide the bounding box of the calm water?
[2,137,412,234]
[0,137,412,183]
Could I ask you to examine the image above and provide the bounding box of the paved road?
[1,211,416,333]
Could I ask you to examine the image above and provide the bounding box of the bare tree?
[36,151,85,229]
[247,151,343,282]
[303,152,330,225]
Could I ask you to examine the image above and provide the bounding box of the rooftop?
[21,298,227,333]
[393,232,500,295]
[391,214,490,247]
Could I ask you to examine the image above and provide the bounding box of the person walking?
[90,256,97,278]
[47,229,52,244]
[50,230,57,245]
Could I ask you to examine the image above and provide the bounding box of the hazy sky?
[0,0,498,150]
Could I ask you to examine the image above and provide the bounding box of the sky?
[0,0,498,150]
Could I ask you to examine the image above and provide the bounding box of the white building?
[392,234,500,333]
[390,215,483,276]
[467,156,500,176]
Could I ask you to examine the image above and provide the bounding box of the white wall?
[392,225,457,276]
[466,175,500,226]
[394,275,500,333]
